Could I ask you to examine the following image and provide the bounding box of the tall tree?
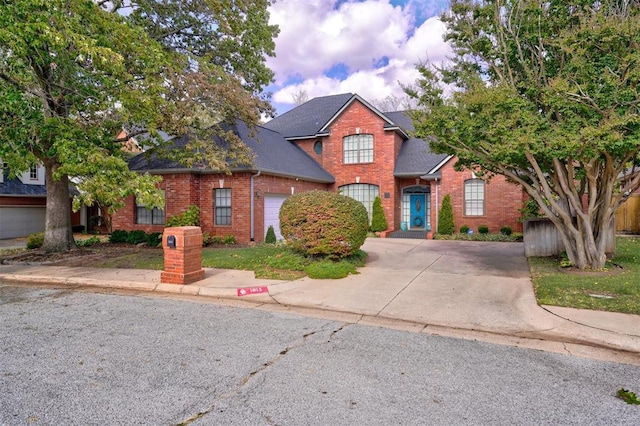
[0,0,278,252]
[409,0,640,269]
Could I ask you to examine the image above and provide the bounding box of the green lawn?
[85,244,366,280]
[529,237,640,315]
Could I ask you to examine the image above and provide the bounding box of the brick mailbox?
[161,226,205,285]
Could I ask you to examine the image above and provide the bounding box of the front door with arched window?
[402,186,431,231]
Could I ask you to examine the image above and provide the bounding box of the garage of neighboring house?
[0,206,46,239]
[264,193,288,241]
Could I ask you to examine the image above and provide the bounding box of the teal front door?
[409,194,426,229]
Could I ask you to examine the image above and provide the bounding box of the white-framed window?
[343,134,373,164]
[464,179,485,216]
[215,188,232,226]
[339,183,379,222]
[135,192,165,225]
[29,165,38,180]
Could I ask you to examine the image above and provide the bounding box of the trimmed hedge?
[265,225,277,244]
[370,196,388,232]
[279,190,369,258]
[437,194,455,235]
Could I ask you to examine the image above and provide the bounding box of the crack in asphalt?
[174,321,346,426]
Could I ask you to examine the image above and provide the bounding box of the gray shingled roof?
[263,93,354,139]
[394,136,449,177]
[0,173,47,197]
[128,121,335,183]
[384,110,415,132]
[385,111,451,177]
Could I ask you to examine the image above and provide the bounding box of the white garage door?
[264,194,288,241]
[0,207,46,239]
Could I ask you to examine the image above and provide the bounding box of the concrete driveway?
[270,238,555,334]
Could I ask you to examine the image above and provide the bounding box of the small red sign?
[237,286,269,297]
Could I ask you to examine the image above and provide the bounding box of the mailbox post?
[160,226,205,285]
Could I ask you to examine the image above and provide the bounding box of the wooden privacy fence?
[616,195,640,234]
[523,218,615,257]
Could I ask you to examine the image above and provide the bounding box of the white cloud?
[267,0,452,113]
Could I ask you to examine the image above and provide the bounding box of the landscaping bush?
[500,226,512,236]
[519,199,543,222]
[459,225,470,234]
[76,236,101,247]
[370,196,388,232]
[223,235,237,245]
[26,232,44,250]
[109,230,129,243]
[437,194,455,235]
[279,190,369,258]
[166,204,200,227]
[478,225,489,234]
[146,232,162,247]
[265,225,277,244]
[126,230,148,245]
[212,236,224,245]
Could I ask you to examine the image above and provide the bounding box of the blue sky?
[265,0,451,115]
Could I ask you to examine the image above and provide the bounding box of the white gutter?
[250,170,261,241]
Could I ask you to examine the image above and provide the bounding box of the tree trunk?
[548,208,611,270]
[41,160,76,253]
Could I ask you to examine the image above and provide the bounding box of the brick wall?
[436,159,526,233]
[111,171,331,245]
[295,100,402,228]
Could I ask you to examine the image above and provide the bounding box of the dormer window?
[343,134,373,164]
[29,165,38,180]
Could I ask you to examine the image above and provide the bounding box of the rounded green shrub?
[500,226,512,236]
[126,230,148,245]
[370,196,388,232]
[459,225,470,234]
[279,190,369,258]
[26,232,44,250]
[109,230,129,243]
[146,232,162,247]
[478,225,489,234]
[265,225,277,244]
[437,194,455,235]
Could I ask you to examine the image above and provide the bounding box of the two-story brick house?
[112,93,526,243]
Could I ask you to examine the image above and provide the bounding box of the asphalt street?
[1,284,639,425]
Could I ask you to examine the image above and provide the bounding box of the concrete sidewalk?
[1,238,639,364]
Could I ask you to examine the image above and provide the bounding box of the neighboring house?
[0,162,90,239]
[0,163,47,239]
[111,93,526,243]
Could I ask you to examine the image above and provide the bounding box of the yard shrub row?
[109,230,162,247]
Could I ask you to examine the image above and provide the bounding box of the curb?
[2,272,639,364]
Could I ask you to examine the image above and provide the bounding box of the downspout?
[434,177,440,234]
[250,170,261,241]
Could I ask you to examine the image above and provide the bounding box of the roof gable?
[263,93,354,139]
[265,93,408,140]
